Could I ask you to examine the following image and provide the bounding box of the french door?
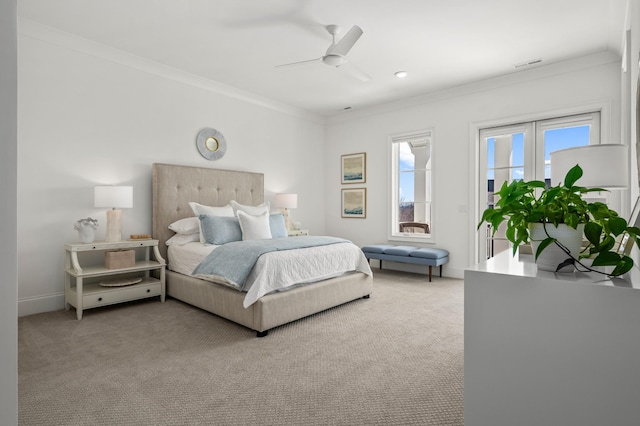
[478,112,600,261]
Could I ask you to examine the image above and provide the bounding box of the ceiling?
[18,0,627,117]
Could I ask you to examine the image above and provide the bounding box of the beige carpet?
[18,270,464,425]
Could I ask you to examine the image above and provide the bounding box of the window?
[389,129,433,241]
[478,112,600,260]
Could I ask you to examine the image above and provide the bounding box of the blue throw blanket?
[192,236,349,291]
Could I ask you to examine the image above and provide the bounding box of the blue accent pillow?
[199,215,242,245]
[269,213,288,238]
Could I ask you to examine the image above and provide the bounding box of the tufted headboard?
[152,163,264,260]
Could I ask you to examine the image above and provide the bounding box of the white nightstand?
[64,239,166,320]
[288,229,309,237]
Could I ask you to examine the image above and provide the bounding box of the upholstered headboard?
[152,163,264,260]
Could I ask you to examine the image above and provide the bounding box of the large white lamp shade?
[94,186,133,242]
[275,193,298,209]
[550,144,628,189]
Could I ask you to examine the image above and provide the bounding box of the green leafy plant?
[478,164,640,276]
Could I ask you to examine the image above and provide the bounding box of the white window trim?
[388,128,436,243]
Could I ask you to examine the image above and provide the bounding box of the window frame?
[477,111,601,261]
[388,128,435,243]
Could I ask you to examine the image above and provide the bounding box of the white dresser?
[464,250,640,426]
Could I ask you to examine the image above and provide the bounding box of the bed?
[151,163,373,337]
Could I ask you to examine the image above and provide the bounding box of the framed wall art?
[342,188,366,218]
[341,152,366,184]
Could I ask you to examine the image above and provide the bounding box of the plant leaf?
[611,256,633,276]
[555,258,575,272]
[591,251,622,267]
[584,222,602,245]
[609,217,628,236]
[564,165,583,188]
[534,237,556,260]
[598,235,615,252]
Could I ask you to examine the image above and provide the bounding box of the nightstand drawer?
[82,281,162,309]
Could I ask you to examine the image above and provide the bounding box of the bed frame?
[152,163,373,337]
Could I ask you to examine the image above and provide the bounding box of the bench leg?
[428,266,432,282]
[440,265,443,277]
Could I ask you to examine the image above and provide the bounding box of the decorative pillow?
[237,210,272,241]
[168,217,200,235]
[230,200,270,217]
[188,202,235,243]
[269,213,288,238]
[199,215,242,245]
[189,202,234,217]
[165,233,200,246]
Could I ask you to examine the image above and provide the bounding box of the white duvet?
[168,241,372,307]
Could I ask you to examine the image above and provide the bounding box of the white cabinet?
[288,229,309,236]
[464,250,640,426]
[64,240,165,319]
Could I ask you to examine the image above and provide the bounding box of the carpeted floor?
[18,270,464,425]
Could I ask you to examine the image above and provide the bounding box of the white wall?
[325,53,622,278]
[0,0,18,423]
[17,22,326,315]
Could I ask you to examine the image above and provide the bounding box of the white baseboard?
[18,293,65,317]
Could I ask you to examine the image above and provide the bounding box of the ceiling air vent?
[513,58,543,69]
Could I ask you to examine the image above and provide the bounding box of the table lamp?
[550,144,628,189]
[275,193,297,231]
[94,186,133,242]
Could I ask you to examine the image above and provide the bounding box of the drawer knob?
[146,289,151,293]
[98,297,103,301]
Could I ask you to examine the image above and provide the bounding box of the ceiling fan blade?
[339,60,372,82]
[275,57,322,68]
[327,25,363,56]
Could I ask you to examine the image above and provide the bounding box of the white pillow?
[168,217,200,235]
[237,210,272,241]
[165,233,200,246]
[189,202,234,217]
[188,202,235,243]
[230,200,270,217]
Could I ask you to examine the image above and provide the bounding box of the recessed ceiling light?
[394,71,408,78]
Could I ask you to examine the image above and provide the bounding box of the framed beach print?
[341,152,366,184]
[342,188,366,218]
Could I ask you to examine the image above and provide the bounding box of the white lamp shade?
[94,186,133,208]
[275,193,298,209]
[550,144,629,189]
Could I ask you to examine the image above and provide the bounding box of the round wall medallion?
[196,128,227,161]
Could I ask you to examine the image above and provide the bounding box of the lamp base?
[105,209,123,242]
[281,208,292,231]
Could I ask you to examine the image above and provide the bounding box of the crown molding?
[327,50,621,125]
[18,18,325,125]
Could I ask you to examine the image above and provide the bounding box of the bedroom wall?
[324,53,623,279]
[17,22,326,316]
[1,0,18,423]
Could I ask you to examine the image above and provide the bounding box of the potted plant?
[478,164,640,276]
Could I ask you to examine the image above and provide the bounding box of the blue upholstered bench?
[361,245,449,282]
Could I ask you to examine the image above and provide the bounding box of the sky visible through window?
[399,143,414,201]
[486,125,590,181]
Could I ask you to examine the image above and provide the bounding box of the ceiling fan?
[276,24,372,82]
